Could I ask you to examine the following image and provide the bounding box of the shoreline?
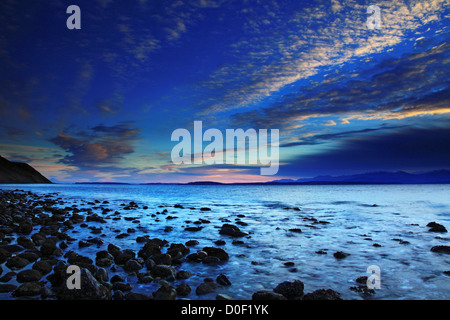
[0,189,343,300]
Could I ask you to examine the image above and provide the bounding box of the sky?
[0,0,449,183]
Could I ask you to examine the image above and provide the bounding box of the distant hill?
[0,155,52,184]
[268,170,450,185]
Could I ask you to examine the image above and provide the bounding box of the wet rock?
[112,282,133,292]
[427,222,447,233]
[302,289,342,300]
[288,228,302,233]
[0,248,11,264]
[214,240,226,246]
[137,272,153,283]
[216,293,232,300]
[185,240,199,247]
[273,280,304,299]
[0,283,17,293]
[6,256,30,270]
[216,274,231,286]
[202,247,229,261]
[113,290,124,300]
[167,243,190,257]
[17,237,35,249]
[18,221,33,234]
[114,249,135,265]
[196,281,220,295]
[18,251,40,262]
[0,272,16,283]
[107,243,122,257]
[176,283,191,296]
[57,268,112,300]
[200,207,211,211]
[95,268,109,283]
[252,290,287,300]
[333,251,350,259]
[431,245,450,254]
[0,244,24,253]
[40,239,58,256]
[151,265,176,279]
[152,253,172,265]
[185,226,203,232]
[16,269,42,283]
[219,224,248,238]
[153,283,177,300]
[12,281,43,297]
[176,270,193,280]
[124,259,143,272]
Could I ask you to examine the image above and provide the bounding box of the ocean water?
[1,183,450,300]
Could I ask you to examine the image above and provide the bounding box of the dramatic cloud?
[49,123,140,168]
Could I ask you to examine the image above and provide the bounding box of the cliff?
[0,155,52,183]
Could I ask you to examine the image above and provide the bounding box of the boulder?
[273,280,304,299]
[302,289,342,300]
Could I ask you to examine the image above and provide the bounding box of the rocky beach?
[0,185,449,300]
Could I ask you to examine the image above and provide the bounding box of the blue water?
[1,183,450,300]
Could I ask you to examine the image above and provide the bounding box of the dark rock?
[427,222,447,233]
[302,289,342,300]
[107,243,122,257]
[219,224,248,238]
[216,273,231,286]
[214,240,226,246]
[12,281,43,297]
[57,268,112,300]
[252,290,287,300]
[202,247,229,261]
[185,226,203,232]
[6,256,30,270]
[114,249,135,265]
[124,259,143,272]
[95,268,109,283]
[137,272,153,283]
[176,283,191,296]
[216,293,233,300]
[333,251,350,259]
[196,281,220,295]
[0,283,17,293]
[18,251,39,262]
[288,228,302,233]
[0,272,16,283]
[200,207,211,211]
[151,265,176,279]
[431,245,450,254]
[0,244,25,253]
[112,282,133,292]
[16,269,42,283]
[185,240,199,247]
[176,270,193,280]
[356,276,368,284]
[273,280,304,299]
[153,283,177,300]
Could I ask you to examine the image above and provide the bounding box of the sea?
[1,183,449,300]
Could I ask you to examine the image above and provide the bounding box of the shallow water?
[1,183,449,300]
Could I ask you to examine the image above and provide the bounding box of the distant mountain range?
[0,155,52,184]
[267,170,450,185]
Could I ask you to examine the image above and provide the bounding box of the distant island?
[0,155,52,184]
[266,170,450,185]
